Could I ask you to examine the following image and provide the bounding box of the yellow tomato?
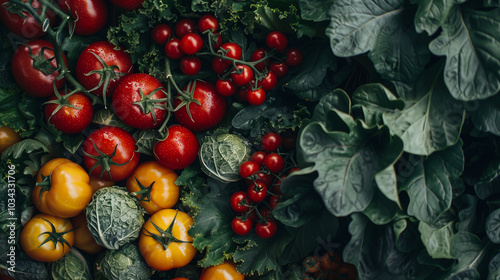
[71,212,103,254]
[0,126,21,153]
[200,261,245,280]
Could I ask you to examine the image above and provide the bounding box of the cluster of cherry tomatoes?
[230,132,297,239]
[302,251,357,280]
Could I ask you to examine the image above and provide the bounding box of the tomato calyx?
[24,43,59,75]
[132,87,169,126]
[37,218,76,250]
[173,80,202,122]
[4,1,28,18]
[143,210,192,250]
[35,174,52,206]
[83,140,134,180]
[42,89,82,122]
[130,176,154,203]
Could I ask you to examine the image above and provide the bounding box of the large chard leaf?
[443,232,492,279]
[299,109,403,217]
[413,0,466,36]
[418,221,455,259]
[299,0,334,22]
[471,95,500,136]
[429,7,500,101]
[326,0,429,84]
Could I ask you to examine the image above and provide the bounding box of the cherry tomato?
[250,151,267,167]
[272,175,285,195]
[247,181,267,203]
[261,132,282,152]
[71,212,102,254]
[231,216,253,236]
[269,196,280,210]
[219,42,242,66]
[247,88,266,106]
[180,56,202,75]
[165,38,185,59]
[58,0,108,36]
[175,18,196,38]
[285,48,303,67]
[174,80,227,131]
[0,0,55,39]
[199,261,244,280]
[198,14,219,33]
[216,79,237,97]
[0,127,21,153]
[266,31,288,51]
[230,191,251,212]
[245,171,274,187]
[231,65,253,86]
[212,32,223,50]
[151,24,173,45]
[83,126,140,181]
[303,255,321,274]
[44,91,93,134]
[11,39,67,98]
[259,71,278,91]
[251,48,268,71]
[255,219,278,239]
[320,251,343,272]
[269,61,288,77]
[212,57,230,75]
[264,153,285,174]
[180,33,203,55]
[154,124,199,170]
[336,263,358,280]
[112,73,168,129]
[239,160,260,179]
[109,0,144,10]
[281,129,298,150]
[76,41,133,99]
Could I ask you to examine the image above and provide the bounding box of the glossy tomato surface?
[0,0,55,38]
[44,91,94,134]
[154,124,199,170]
[58,0,108,36]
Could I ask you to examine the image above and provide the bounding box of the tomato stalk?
[130,177,155,203]
[83,140,134,180]
[38,218,76,250]
[142,210,192,251]
[42,86,83,122]
[133,87,169,126]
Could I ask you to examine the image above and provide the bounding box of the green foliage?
[51,249,92,280]
[100,243,152,280]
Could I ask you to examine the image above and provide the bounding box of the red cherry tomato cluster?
[230,132,299,239]
[302,251,357,280]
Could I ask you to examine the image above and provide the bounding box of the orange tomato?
[71,212,103,254]
[0,126,21,153]
[200,261,245,280]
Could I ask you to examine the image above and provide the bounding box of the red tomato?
[180,33,203,55]
[247,181,267,203]
[266,31,288,51]
[269,61,288,77]
[198,14,219,33]
[151,24,173,45]
[250,151,267,167]
[11,39,68,98]
[255,219,278,239]
[83,126,140,181]
[109,0,144,10]
[180,56,202,75]
[112,73,168,129]
[251,48,268,71]
[230,191,251,213]
[219,42,242,67]
[173,80,227,132]
[259,71,278,91]
[264,153,285,174]
[212,57,229,75]
[285,48,303,67]
[216,79,237,97]
[58,0,108,36]
[44,91,94,134]
[239,161,260,179]
[153,124,199,170]
[261,132,282,152]
[247,88,266,106]
[175,18,196,38]
[245,171,274,187]
[165,38,185,60]
[0,0,55,39]
[231,65,254,86]
[76,41,133,100]
[231,217,253,236]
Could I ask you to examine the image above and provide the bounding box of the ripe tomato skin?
[230,191,251,212]
[216,79,237,97]
[0,0,55,39]
[255,219,278,239]
[251,48,268,71]
[180,33,203,55]
[336,262,358,280]
[259,71,278,91]
[198,14,219,33]
[139,209,197,271]
[175,18,196,38]
[151,24,173,45]
[212,57,229,75]
[71,212,103,254]
[250,151,267,167]
[112,73,168,129]
[11,39,68,98]
[180,56,202,76]
[239,161,260,179]
[264,153,285,174]
[231,217,253,235]
[44,91,94,134]
[269,61,288,77]
[220,42,242,67]
[126,161,180,215]
[247,181,267,203]
[165,38,185,60]
[76,41,133,98]
[285,48,303,67]
[83,126,140,182]
[231,65,254,86]
[245,171,274,186]
[58,0,108,36]
[20,213,74,262]
[154,124,199,170]
[0,127,21,153]
[200,261,244,280]
[266,31,288,51]
[261,132,282,152]
[109,0,144,10]
[247,88,266,106]
[174,80,227,132]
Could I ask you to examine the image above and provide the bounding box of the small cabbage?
[51,249,92,280]
[100,243,152,280]
[85,187,145,250]
[199,132,251,182]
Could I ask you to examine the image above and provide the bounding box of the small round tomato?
[245,171,274,187]
[320,251,343,272]
[20,213,74,262]
[251,48,268,71]
[264,153,285,174]
[32,158,93,218]
[216,79,237,97]
[266,31,288,51]
[261,132,282,152]
[285,48,303,67]
[0,127,21,153]
[154,124,199,170]
[239,160,260,179]
[71,212,103,254]
[336,263,357,280]
[126,161,180,214]
[165,38,185,59]
[212,57,229,75]
[0,0,56,39]
[247,181,267,203]
[151,24,173,45]
[112,73,168,129]
[231,217,253,236]
[269,61,288,77]
[83,126,140,182]
[11,39,68,98]
[231,65,253,86]
[219,42,242,66]
[259,71,278,91]
[76,41,133,101]
[255,219,277,239]
[230,191,251,212]
[180,56,202,75]
[200,261,244,280]
[303,255,321,274]
[269,195,280,210]
[44,91,93,134]
[58,0,108,36]
[247,88,266,106]
[175,18,196,38]
[180,33,203,55]
[249,151,267,167]
[109,0,144,10]
[139,209,197,271]
[198,14,218,33]
[174,80,227,131]
[211,32,223,49]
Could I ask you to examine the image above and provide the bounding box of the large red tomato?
[44,91,94,134]
[109,0,144,10]
[11,39,68,98]
[0,0,56,39]
[154,125,199,170]
[58,0,108,36]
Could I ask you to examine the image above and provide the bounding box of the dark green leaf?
[488,252,500,280]
[414,0,466,35]
[471,95,500,136]
[299,0,334,22]
[446,232,491,278]
[133,129,157,156]
[418,220,455,259]
[1,252,48,280]
[51,249,92,280]
[312,88,351,122]
[362,188,401,225]
[92,109,134,132]
[352,83,404,127]
[454,194,479,233]
[486,209,500,244]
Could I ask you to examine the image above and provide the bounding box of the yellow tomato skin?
[71,212,103,254]
[33,158,93,218]
[0,126,21,153]
[20,213,74,262]
[126,161,179,214]
[139,209,196,271]
[200,261,245,280]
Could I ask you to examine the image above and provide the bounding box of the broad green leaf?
[454,194,479,233]
[484,0,500,7]
[299,110,403,216]
[471,95,500,136]
[446,232,491,278]
[0,252,48,280]
[51,249,92,280]
[401,141,464,224]
[413,0,466,35]
[312,88,351,122]
[418,221,454,259]
[362,189,400,225]
[486,209,500,244]
[352,83,404,127]
[375,165,401,209]
[488,252,500,280]
[92,109,134,132]
[299,0,334,22]
[429,7,500,101]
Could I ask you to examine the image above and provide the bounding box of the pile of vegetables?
[2,0,500,279]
